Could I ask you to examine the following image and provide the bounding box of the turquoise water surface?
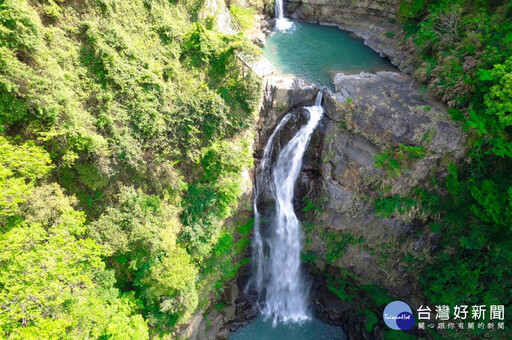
[229,316,347,340]
[263,21,396,88]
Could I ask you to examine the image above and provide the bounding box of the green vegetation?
[0,137,148,339]
[302,195,325,214]
[326,274,394,334]
[383,330,419,340]
[320,229,363,264]
[374,144,426,177]
[230,5,256,31]
[327,275,355,303]
[360,309,378,332]
[374,194,417,219]
[373,186,440,221]
[376,1,512,337]
[0,0,262,337]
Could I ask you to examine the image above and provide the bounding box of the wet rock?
[223,283,239,306]
[311,275,381,340]
[229,286,259,332]
[217,327,230,340]
[260,75,319,132]
[223,304,236,322]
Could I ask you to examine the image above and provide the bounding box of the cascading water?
[249,113,292,296]
[275,0,294,31]
[248,91,324,324]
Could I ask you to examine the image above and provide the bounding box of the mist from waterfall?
[247,91,324,324]
[275,0,294,31]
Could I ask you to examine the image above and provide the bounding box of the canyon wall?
[256,74,465,338]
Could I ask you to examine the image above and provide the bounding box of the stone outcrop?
[176,281,241,340]
[255,74,465,337]
[259,75,319,134]
[327,71,465,193]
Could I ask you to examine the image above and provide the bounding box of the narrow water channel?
[263,21,396,88]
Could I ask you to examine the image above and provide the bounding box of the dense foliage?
[374,0,512,337]
[0,0,262,337]
[0,137,148,339]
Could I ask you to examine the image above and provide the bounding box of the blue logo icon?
[383,301,415,330]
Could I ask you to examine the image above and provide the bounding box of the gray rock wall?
[256,74,465,336]
[301,71,464,294]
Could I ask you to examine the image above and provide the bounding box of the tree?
[0,138,149,339]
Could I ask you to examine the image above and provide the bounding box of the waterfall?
[248,91,324,324]
[275,0,294,31]
[248,113,292,295]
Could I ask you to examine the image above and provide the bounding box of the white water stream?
[275,0,294,31]
[248,91,324,324]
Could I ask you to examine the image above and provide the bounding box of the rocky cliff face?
[302,71,464,295]
[256,74,465,338]
[282,0,414,73]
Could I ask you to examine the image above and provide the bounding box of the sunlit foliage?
[0,0,262,336]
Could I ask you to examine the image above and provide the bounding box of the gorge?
[231,1,439,338]
[233,7,403,337]
[183,0,500,338]
[222,2,468,338]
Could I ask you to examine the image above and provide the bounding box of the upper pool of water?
[263,21,397,88]
[229,315,347,340]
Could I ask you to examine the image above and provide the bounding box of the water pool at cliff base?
[263,21,396,88]
[229,315,347,340]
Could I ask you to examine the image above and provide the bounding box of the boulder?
[259,75,319,134]
[207,313,224,340]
